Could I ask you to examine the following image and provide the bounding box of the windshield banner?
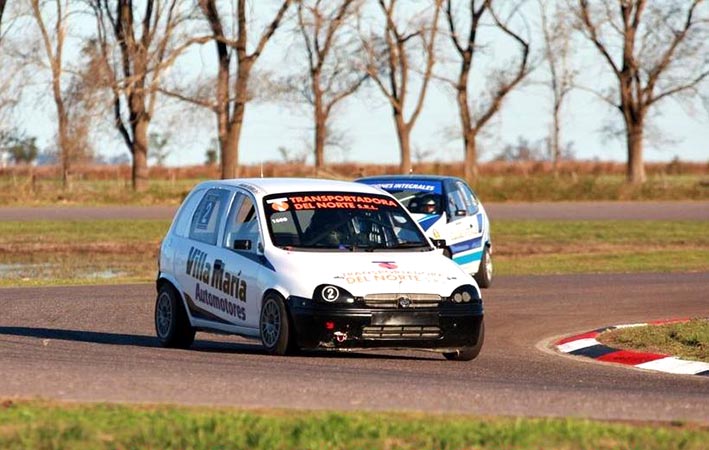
[267,193,398,211]
[363,180,443,194]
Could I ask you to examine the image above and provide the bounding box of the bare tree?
[575,0,709,184]
[363,0,443,174]
[0,1,7,37]
[539,0,574,175]
[91,0,190,191]
[444,0,531,181]
[295,0,367,170]
[198,0,292,179]
[30,0,75,186]
[0,1,22,133]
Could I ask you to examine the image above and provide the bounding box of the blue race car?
[357,175,492,288]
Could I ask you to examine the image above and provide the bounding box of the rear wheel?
[443,320,484,361]
[260,293,295,356]
[474,245,493,288]
[155,284,195,348]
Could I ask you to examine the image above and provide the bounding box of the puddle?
[84,270,127,279]
[0,263,56,275]
[0,263,127,280]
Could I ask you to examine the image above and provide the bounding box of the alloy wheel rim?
[156,293,172,337]
[261,299,281,348]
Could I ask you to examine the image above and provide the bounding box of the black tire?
[473,245,493,289]
[443,320,484,361]
[155,284,195,349]
[259,293,294,356]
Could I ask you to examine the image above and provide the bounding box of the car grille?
[362,293,442,309]
[362,325,441,340]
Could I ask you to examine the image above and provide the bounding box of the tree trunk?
[314,83,326,169]
[463,129,478,182]
[457,55,477,183]
[551,100,561,176]
[394,112,411,174]
[132,115,149,191]
[221,65,249,179]
[221,117,242,179]
[626,119,646,184]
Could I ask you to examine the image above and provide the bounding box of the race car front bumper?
[288,297,483,351]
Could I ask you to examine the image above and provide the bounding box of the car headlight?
[448,285,481,304]
[313,284,356,304]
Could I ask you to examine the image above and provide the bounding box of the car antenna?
[260,160,264,178]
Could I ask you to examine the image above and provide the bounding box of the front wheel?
[443,320,484,361]
[474,245,493,289]
[155,284,195,348]
[259,293,295,356]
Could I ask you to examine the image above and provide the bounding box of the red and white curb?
[554,319,709,377]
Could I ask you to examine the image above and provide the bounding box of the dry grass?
[2,161,709,205]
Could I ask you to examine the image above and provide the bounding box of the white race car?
[155,178,484,360]
[357,175,493,288]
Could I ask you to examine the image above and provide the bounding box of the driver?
[303,208,351,246]
[419,195,438,214]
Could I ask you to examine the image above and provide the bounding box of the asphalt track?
[1,273,707,421]
[1,200,709,221]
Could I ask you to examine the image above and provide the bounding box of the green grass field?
[598,319,709,363]
[0,401,707,450]
[1,219,707,286]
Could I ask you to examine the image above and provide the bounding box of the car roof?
[356,174,464,183]
[193,177,386,198]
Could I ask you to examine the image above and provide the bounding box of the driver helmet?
[420,196,437,214]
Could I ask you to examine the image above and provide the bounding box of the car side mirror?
[233,239,252,251]
[431,239,447,249]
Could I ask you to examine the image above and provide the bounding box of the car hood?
[267,249,475,298]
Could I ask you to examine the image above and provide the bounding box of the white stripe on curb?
[636,357,709,375]
[557,338,600,354]
[556,320,709,377]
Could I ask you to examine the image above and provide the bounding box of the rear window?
[359,179,444,215]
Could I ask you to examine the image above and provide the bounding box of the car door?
[444,180,482,273]
[173,187,235,327]
[214,190,266,329]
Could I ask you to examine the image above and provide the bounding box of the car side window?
[446,187,468,221]
[223,193,261,252]
[172,188,206,238]
[189,188,232,245]
[458,182,480,215]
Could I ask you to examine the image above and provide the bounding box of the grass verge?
[0,220,707,286]
[598,318,709,363]
[2,171,709,205]
[0,400,708,449]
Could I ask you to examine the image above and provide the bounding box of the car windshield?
[359,180,444,215]
[263,191,432,252]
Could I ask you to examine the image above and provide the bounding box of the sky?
[6,1,709,167]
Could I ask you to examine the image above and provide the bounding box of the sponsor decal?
[195,283,246,321]
[373,261,397,270]
[369,181,441,194]
[238,183,262,194]
[336,269,448,284]
[186,246,248,319]
[267,197,290,212]
[288,194,397,211]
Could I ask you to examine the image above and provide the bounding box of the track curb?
[554,319,709,377]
